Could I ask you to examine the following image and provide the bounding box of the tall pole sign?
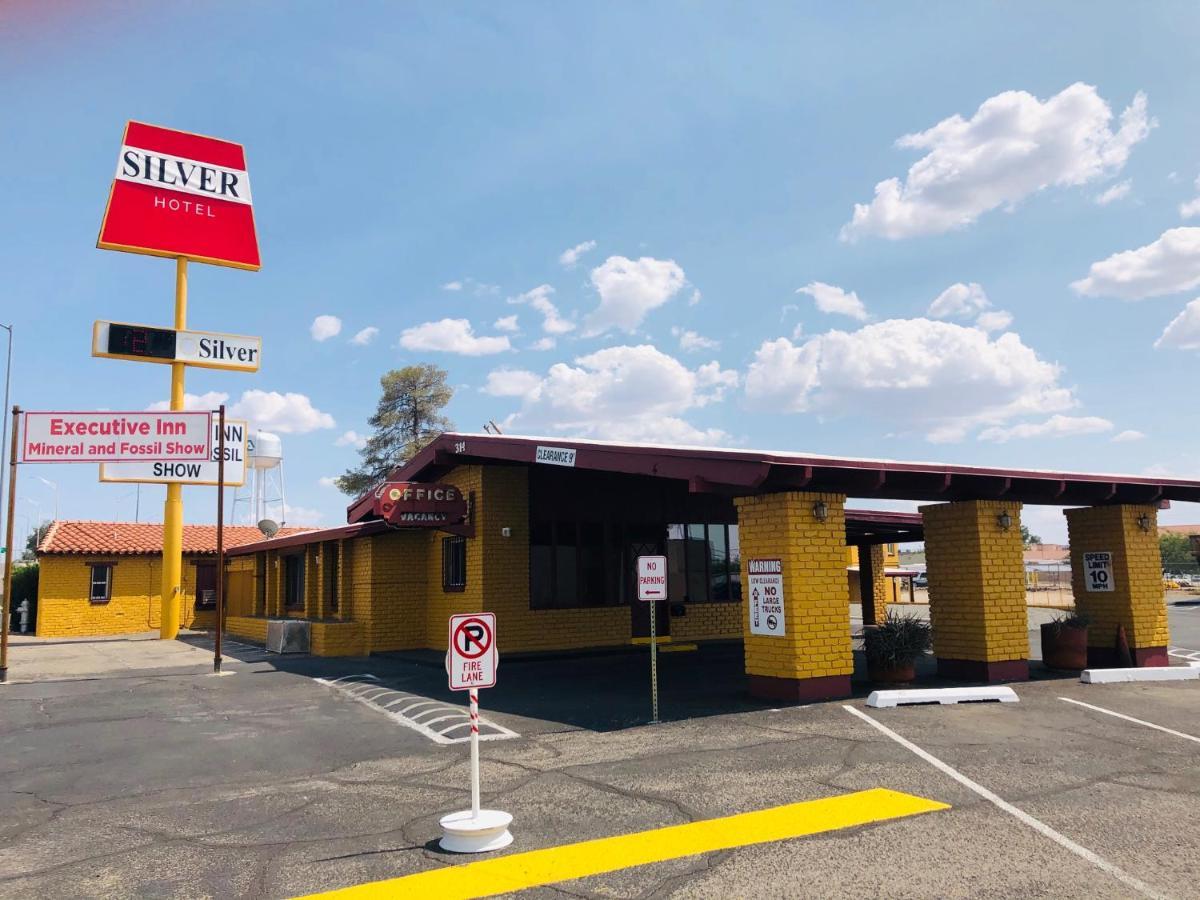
[96,121,261,641]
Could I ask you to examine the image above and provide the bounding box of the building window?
[530,520,622,609]
[284,554,305,609]
[667,524,741,603]
[195,563,217,609]
[89,564,112,603]
[443,536,467,592]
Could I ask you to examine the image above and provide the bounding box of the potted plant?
[1041,610,1089,671]
[865,611,932,683]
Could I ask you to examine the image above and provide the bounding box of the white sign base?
[438,809,514,853]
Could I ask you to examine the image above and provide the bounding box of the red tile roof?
[37,521,317,556]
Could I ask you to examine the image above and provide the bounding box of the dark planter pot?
[867,660,916,683]
[1041,623,1088,671]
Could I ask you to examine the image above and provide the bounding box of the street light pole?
[36,476,58,521]
[0,324,11,562]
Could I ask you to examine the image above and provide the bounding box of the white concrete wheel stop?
[439,809,514,853]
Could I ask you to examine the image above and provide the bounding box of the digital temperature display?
[106,324,176,360]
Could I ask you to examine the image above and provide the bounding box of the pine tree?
[335,364,453,496]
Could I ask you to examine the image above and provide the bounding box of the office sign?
[92,321,261,372]
[748,558,786,636]
[100,419,248,486]
[374,481,468,527]
[448,612,497,690]
[97,121,261,270]
[637,555,668,601]
[21,411,210,463]
[1083,551,1114,592]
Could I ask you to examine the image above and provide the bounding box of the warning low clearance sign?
[748,558,785,636]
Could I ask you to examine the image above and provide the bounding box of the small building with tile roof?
[35,521,315,637]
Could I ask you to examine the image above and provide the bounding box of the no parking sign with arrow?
[448,612,497,690]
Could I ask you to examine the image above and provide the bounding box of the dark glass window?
[666,524,741,603]
[530,519,622,609]
[284,554,305,609]
[442,536,466,592]
[89,564,112,603]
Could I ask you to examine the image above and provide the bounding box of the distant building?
[1023,543,1069,566]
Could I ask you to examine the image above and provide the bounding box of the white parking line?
[1168,646,1200,660]
[1059,697,1200,745]
[843,705,1170,900]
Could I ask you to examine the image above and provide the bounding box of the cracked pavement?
[1,612,1198,899]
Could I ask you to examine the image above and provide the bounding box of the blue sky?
[4,2,1200,544]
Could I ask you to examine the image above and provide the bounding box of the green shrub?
[1048,608,1089,633]
[864,611,932,667]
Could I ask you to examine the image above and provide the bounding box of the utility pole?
[0,324,11,571]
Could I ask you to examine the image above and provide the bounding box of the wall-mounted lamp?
[501,527,512,538]
[1136,513,1152,533]
[997,510,1012,531]
[812,500,829,523]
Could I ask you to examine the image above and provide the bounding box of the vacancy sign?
[21,411,210,463]
[98,121,260,270]
[1083,551,1115,592]
[637,555,668,601]
[748,558,786,636]
[93,321,262,372]
[101,418,248,486]
[448,613,497,691]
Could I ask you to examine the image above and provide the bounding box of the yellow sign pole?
[159,257,188,639]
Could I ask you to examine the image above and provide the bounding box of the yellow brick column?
[921,500,1029,682]
[858,543,889,627]
[734,491,853,702]
[1064,505,1168,667]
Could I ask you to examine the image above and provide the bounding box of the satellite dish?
[257,518,280,538]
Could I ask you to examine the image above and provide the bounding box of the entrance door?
[628,531,669,639]
[195,563,217,610]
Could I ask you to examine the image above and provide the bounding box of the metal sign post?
[214,404,225,675]
[637,554,667,725]
[0,405,19,683]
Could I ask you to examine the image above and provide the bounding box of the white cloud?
[744,318,1074,442]
[1180,176,1200,219]
[688,289,702,307]
[842,84,1154,241]
[1094,179,1132,205]
[442,280,463,291]
[490,344,737,444]
[530,337,556,351]
[350,326,379,346]
[584,256,687,335]
[1072,227,1200,299]
[318,476,338,488]
[494,315,519,333]
[559,239,597,268]
[335,430,368,449]
[1112,429,1146,442]
[399,318,512,356]
[975,310,1014,332]
[1155,297,1200,349]
[509,285,574,335]
[229,390,336,434]
[671,327,720,352]
[482,368,543,398]
[282,504,325,526]
[147,391,229,412]
[797,282,868,321]
[310,315,342,342]
[928,282,989,319]
[977,414,1113,443]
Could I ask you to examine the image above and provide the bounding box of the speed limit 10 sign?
[1083,551,1114,593]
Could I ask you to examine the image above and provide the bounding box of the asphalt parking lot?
[1,600,1197,899]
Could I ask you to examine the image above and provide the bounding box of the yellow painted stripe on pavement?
[299,787,948,900]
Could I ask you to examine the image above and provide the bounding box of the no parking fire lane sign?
[448,613,497,690]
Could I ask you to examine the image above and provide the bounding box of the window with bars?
[442,536,467,592]
[89,564,112,603]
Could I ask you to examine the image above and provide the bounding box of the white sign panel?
[92,321,262,372]
[100,419,248,486]
[637,555,668,601]
[449,612,497,691]
[748,558,786,636]
[1083,551,1115,593]
[535,445,576,467]
[21,411,210,463]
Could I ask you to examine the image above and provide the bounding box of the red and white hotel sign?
[97,121,260,270]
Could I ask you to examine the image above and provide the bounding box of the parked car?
[913,573,928,588]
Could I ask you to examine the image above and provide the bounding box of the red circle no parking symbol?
[453,617,493,659]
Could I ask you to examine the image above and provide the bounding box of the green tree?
[1020,525,1042,547]
[24,521,51,556]
[1159,532,1195,570]
[336,364,454,496]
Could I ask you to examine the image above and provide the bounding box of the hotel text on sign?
[637,555,668,602]
[21,411,211,464]
[448,613,497,691]
[97,121,261,270]
[748,558,786,636]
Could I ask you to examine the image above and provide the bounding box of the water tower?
[234,431,287,533]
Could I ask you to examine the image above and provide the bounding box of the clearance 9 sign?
[98,121,260,270]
